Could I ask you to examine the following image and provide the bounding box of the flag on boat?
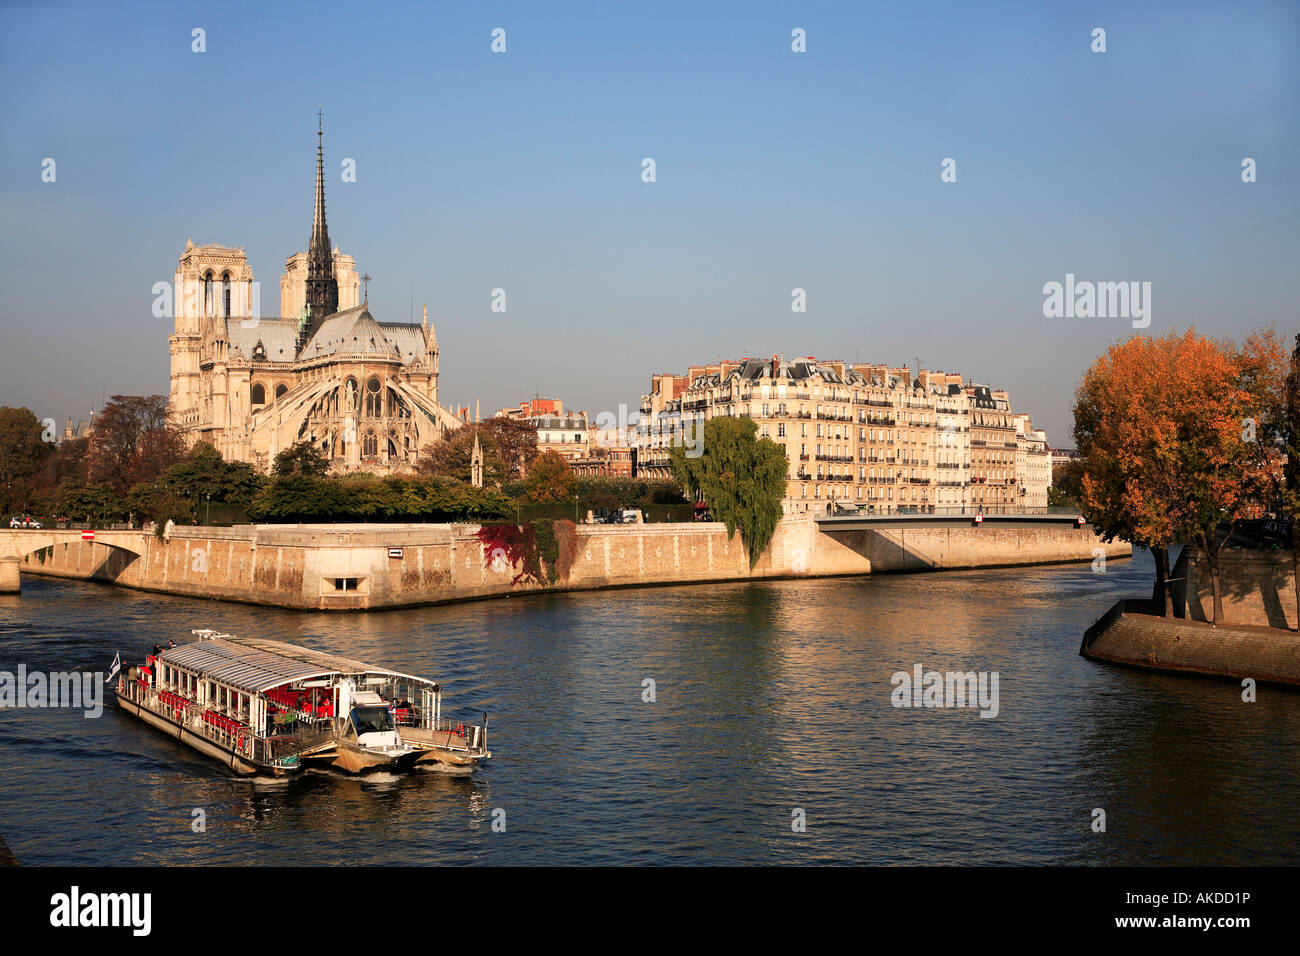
[105,652,121,684]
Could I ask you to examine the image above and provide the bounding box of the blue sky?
[1,0,1296,444]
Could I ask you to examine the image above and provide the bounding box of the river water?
[1,552,1298,866]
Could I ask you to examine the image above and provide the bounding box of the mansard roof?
[688,357,884,390]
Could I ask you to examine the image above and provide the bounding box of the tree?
[87,395,185,494]
[669,416,787,567]
[163,442,264,507]
[36,435,89,491]
[1280,333,1300,630]
[127,442,266,526]
[56,482,119,525]
[124,480,194,529]
[524,450,575,503]
[272,441,331,478]
[1077,333,1192,615]
[0,407,53,514]
[1167,332,1279,624]
[250,476,346,522]
[1075,329,1284,622]
[1048,457,1084,509]
[418,418,538,484]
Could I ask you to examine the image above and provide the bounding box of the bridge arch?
[0,530,145,594]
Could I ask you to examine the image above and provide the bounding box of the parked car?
[9,515,42,529]
[620,509,640,524]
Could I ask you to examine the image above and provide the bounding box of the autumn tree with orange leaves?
[1283,333,1300,630]
[1074,329,1286,623]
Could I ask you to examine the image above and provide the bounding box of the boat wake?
[418,763,474,777]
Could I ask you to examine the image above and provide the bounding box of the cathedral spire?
[303,109,338,340]
[310,109,330,259]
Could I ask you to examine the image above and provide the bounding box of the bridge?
[814,509,1090,532]
[0,529,145,594]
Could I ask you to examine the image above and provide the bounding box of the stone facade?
[636,356,1051,516]
[1014,414,1050,510]
[167,124,462,475]
[281,250,360,321]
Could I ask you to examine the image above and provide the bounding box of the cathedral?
[167,117,463,475]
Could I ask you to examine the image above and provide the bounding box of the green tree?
[0,406,54,514]
[272,441,331,478]
[57,482,119,524]
[249,476,345,522]
[163,442,264,508]
[669,417,787,567]
[248,473,515,524]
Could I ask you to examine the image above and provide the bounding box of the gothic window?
[203,272,215,317]
[251,383,266,406]
[364,377,382,417]
[221,273,232,317]
[275,384,287,399]
[387,438,398,459]
[363,431,378,458]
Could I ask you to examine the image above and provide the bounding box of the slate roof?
[380,323,428,365]
[299,305,403,360]
[687,358,899,390]
[225,317,300,363]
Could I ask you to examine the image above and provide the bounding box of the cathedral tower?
[303,111,339,336]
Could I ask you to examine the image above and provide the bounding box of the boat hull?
[402,727,491,768]
[114,690,298,777]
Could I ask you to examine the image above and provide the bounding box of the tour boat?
[113,629,491,776]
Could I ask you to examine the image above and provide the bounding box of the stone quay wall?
[1081,600,1300,686]
[17,517,1129,611]
[1171,548,1298,631]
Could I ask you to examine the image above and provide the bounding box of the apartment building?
[493,397,590,462]
[1015,414,1051,510]
[636,355,1049,515]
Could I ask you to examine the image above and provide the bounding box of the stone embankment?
[16,516,1130,611]
[1082,550,1300,685]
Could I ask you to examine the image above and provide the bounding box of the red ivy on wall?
[476,519,579,587]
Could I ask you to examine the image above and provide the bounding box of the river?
[2,551,1297,865]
